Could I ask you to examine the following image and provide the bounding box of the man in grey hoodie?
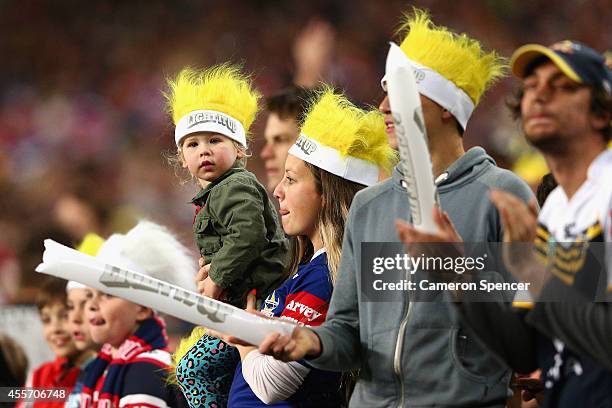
[259,9,534,407]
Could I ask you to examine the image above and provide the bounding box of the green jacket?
[192,164,288,307]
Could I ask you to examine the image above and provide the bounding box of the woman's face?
[274,155,322,241]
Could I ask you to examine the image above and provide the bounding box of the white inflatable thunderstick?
[36,239,295,346]
[385,42,437,233]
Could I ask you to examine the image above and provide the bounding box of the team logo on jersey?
[563,222,576,239]
[261,291,279,317]
[535,221,604,287]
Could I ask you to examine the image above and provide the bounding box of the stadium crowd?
[0,1,611,407]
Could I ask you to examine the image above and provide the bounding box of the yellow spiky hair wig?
[289,87,395,186]
[165,64,261,147]
[76,233,105,257]
[397,8,506,106]
[66,233,106,292]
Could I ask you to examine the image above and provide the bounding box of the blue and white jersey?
[228,251,341,407]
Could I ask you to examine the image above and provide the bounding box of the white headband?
[381,51,475,130]
[288,134,379,186]
[174,109,247,148]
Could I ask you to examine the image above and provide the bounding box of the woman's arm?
[241,350,310,404]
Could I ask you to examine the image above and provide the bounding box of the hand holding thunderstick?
[258,326,322,362]
[195,256,225,300]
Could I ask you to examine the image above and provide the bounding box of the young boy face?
[87,290,151,348]
[181,132,240,187]
[66,288,97,351]
[40,301,78,359]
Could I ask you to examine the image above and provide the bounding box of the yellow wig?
[398,8,506,106]
[301,88,397,172]
[76,233,105,256]
[66,233,105,292]
[165,64,261,140]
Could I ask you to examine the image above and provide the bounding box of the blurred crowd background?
[0,0,610,355]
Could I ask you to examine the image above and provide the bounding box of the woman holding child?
[213,88,395,407]
[164,62,394,406]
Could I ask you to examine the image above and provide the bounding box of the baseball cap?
[511,40,612,95]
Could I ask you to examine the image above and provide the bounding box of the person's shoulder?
[590,152,612,228]
[128,349,172,368]
[214,168,264,193]
[29,360,57,385]
[479,164,534,202]
[297,254,330,280]
[121,350,174,394]
[209,169,267,207]
[538,186,564,223]
[592,150,612,192]
[351,177,395,211]
[291,255,332,294]
[33,357,70,380]
[118,391,176,408]
[31,359,56,373]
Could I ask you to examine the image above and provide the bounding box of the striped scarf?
[81,316,169,408]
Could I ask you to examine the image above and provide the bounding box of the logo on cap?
[295,136,318,155]
[551,40,579,54]
[412,67,426,83]
[187,111,237,134]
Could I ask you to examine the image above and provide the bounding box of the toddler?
[165,65,288,407]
